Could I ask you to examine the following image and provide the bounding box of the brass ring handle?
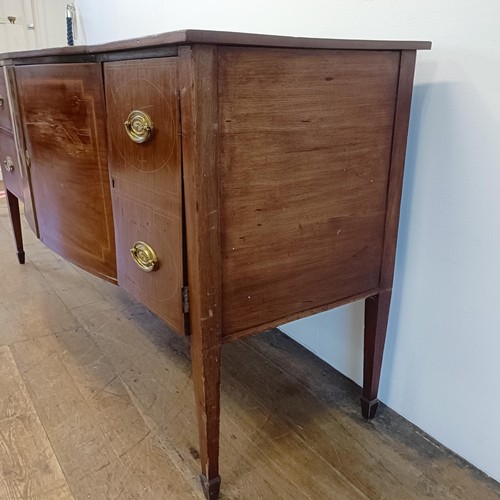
[124,110,154,143]
[3,156,14,172]
[130,241,158,272]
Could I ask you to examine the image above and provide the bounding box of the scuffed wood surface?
[0,194,499,499]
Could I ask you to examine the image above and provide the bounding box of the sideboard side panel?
[15,63,117,281]
[379,50,417,291]
[218,47,400,336]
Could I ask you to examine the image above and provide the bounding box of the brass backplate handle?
[3,156,14,172]
[124,110,154,143]
[130,241,158,272]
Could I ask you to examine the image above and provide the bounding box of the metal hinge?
[182,286,189,314]
[25,149,31,168]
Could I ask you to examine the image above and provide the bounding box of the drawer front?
[0,128,23,199]
[105,57,181,194]
[104,57,185,334]
[0,70,13,132]
[112,191,184,333]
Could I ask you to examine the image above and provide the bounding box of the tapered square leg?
[6,189,25,264]
[191,341,222,500]
[362,290,392,419]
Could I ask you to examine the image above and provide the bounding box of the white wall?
[76,0,500,482]
[33,0,74,48]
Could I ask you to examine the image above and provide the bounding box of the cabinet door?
[0,68,13,132]
[104,58,185,334]
[15,63,117,281]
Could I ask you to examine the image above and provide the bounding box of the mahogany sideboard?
[0,30,431,499]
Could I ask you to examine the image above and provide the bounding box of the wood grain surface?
[104,57,184,334]
[218,47,400,336]
[15,63,117,282]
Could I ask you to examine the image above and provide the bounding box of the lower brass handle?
[130,241,158,272]
[124,110,154,144]
[0,94,4,107]
[3,156,14,172]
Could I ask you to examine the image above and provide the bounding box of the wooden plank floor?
[0,190,499,499]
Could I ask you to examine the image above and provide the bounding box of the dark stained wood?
[109,194,185,332]
[15,63,117,282]
[1,68,33,257]
[179,44,223,500]
[218,47,400,336]
[104,58,184,333]
[380,50,417,290]
[89,29,431,54]
[3,65,38,235]
[177,29,432,50]
[5,55,97,67]
[0,128,23,199]
[362,290,392,419]
[97,45,178,62]
[3,47,178,66]
[0,69,13,132]
[5,189,24,263]
[0,29,431,62]
[361,51,418,419]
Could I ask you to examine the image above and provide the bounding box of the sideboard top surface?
[0,29,432,63]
